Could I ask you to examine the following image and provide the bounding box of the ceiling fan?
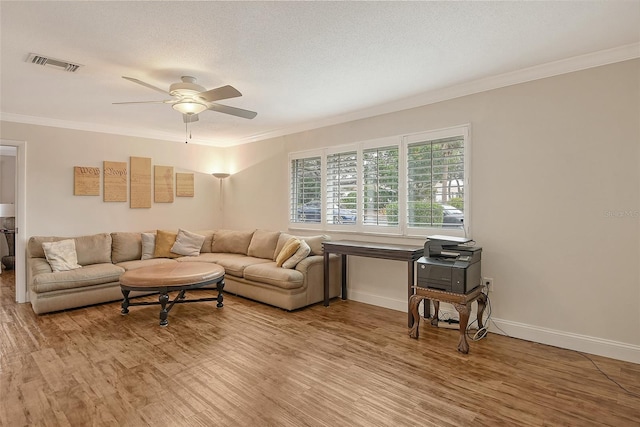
[114,76,257,123]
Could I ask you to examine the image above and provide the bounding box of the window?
[289,125,469,236]
[363,146,399,226]
[326,150,357,224]
[290,156,322,223]
[406,135,465,229]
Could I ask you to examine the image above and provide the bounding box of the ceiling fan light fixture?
[172,100,207,115]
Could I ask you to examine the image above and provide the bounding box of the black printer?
[417,235,482,294]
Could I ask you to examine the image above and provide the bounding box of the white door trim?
[1,139,27,303]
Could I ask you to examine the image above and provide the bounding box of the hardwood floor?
[1,270,638,426]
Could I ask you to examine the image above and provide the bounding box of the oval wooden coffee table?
[120,262,225,326]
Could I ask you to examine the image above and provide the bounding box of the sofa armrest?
[30,258,53,276]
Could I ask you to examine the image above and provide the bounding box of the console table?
[322,240,424,327]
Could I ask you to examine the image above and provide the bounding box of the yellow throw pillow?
[276,237,300,267]
[153,230,180,258]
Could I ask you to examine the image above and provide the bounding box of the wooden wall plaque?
[176,173,194,197]
[154,165,174,203]
[130,156,151,208]
[103,161,127,202]
[74,166,100,196]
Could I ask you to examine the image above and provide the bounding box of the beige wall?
[223,59,640,361]
[0,122,225,239]
[0,59,638,362]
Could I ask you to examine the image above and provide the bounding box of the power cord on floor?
[577,352,640,398]
[468,293,639,398]
[423,291,638,397]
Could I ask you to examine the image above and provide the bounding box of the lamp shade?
[212,172,230,179]
[172,100,208,115]
[0,204,15,217]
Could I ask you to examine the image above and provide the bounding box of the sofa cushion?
[116,258,177,271]
[276,238,300,267]
[282,240,311,269]
[243,262,304,290]
[211,229,255,255]
[175,253,220,264]
[171,229,206,256]
[74,233,113,265]
[42,239,82,272]
[111,232,142,263]
[211,253,271,277]
[154,230,180,258]
[247,230,281,260]
[193,230,215,253]
[32,263,124,293]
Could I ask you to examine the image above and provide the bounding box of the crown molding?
[237,43,640,145]
[2,43,638,148]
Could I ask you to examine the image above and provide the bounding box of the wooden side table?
[408,285,487,354]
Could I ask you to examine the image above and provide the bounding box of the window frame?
[288,125,470,238]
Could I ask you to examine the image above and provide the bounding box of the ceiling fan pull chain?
[185,122,188,144]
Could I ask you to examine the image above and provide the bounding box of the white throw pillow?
[141,232,156,260]
[282,240,311,269]
[42,239,82,272]
[171,229,206,257]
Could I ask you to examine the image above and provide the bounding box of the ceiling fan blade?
[112,100,170,105]
[183,114,199,123]
[207,103,257,119]
[122,76,169,95]
[198,85,242,102]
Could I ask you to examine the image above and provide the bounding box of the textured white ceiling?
[1,1,639,147]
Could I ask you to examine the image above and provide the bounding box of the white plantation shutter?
[363,146,399,227]
[290,156,322,223]
[326,151,357,224]
[288,125,468,236]
[407,135,465,228]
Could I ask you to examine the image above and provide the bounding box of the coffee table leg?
[216,279,224,308]
[159,293,170,326]
[121,289,130,315]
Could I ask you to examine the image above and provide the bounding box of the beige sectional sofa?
[27,229,341,315]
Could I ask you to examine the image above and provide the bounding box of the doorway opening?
[0,140,27,303]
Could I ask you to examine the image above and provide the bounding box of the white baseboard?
[489,318,640,365]
[348,290,640,364]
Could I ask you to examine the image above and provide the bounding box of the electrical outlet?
[483,277,494,292]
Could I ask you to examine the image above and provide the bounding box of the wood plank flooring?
[1,269,639,426]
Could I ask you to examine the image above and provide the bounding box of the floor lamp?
[212,173,230,212]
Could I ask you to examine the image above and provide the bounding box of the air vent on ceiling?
[26,53,82,72]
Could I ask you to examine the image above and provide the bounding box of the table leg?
[431,300,440,327]
[159,293,170,326]
[477,293,487,330]
[407,261,414,327]
[341,254,347,300]
[121,289,130,315]
[216,279,225,308]
[323,251,329,306]
[408,294,422,339]
[453,302,471,354]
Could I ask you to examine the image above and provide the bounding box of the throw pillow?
[42,239,82,272]
[153,230,180,259]
[171,229,205,257]
[276,237,301,267]
[141,232,156,260]
[282,240,311,269]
